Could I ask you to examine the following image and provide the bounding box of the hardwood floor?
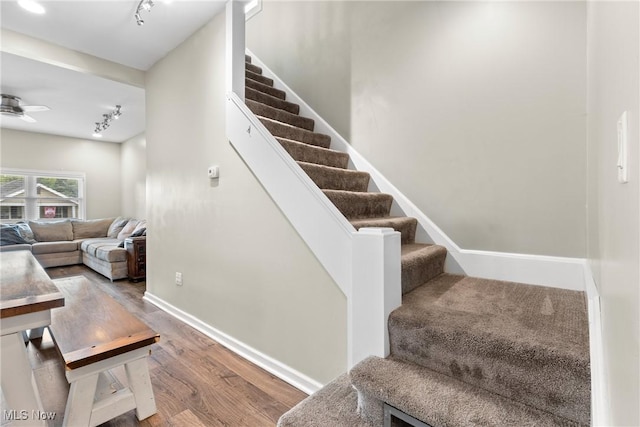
[2,265,307,427]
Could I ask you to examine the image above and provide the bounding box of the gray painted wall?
[145,11,347,384]
[121,132,146,219]
[586,2,639,424]
[0,128,122,219]
[247,1,587,257]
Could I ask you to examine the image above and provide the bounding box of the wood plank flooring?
[1,265,307,426]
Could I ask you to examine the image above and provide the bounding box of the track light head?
[135,0,154,25]
[91,106,122,138]
[93,123,102,138]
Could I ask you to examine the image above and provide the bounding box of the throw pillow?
[15,222,36,243]
[28,220,74,242]
[107,217,129,238]
[130,227,146,237]
[72,218,114,239]
[0,225,28,246]
[117,219,140,240]
[133,220,146,234]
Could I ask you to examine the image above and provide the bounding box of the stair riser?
[246,88,300,115]
[245,55,251,63]
[388,319,591,424]
[299,163,370,192]
[260,118,331,149]
[247,100,314,131]
[401,249,446,294]
[323,191,393,219]
[246,70,274,86]
[352,219,417,244]
[246,62,262,74]
[246,78,286,100]
[350,356,585,427]
[278,139,349,169]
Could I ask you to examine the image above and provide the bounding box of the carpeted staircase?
[243,55,591,427]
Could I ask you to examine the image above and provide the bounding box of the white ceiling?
[0,0,227,143]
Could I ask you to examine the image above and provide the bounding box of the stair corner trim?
[143,291,323,395]
[583,262,609,427]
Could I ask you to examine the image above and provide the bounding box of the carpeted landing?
[243,55,590,426]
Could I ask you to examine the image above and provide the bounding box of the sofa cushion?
[72,218,114,239]
[81,238,127,262]
[29,220,73,242]
[107,217,129,238]
[117,219,140,240]
[0,244,32,252]
[31,241,80,255]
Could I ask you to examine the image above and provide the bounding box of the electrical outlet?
[175,272,183,286]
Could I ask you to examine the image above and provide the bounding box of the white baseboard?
[583,264,609,426]
[143,291,323,395]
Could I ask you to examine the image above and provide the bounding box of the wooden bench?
[49,277,160,427]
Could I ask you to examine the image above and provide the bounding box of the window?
[0,169,85,224]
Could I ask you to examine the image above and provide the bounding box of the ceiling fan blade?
[21,114,36,123]
[22,105,50,112]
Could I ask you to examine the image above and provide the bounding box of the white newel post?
[349,228,402,368]
[225,0,245,100]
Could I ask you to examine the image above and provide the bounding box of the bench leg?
[63,374,98,427]
[0,333,46,426]
[125,357,157,420]
[28,327,45,340]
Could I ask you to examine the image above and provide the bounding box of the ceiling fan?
[0,94,50,123]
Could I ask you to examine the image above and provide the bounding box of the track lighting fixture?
[91,105,122,138]
[135,0,154,26]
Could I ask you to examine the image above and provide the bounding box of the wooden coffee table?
[0,250,65,426]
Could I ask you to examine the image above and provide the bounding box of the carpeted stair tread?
[277,138,349,169]
[246,87,300,115]
[246,78,286,100]
[350,356,585,427]
[389,273,591,424]
[351,217,418,244]
[299,162,370,192]
[323,190,393,219]
[245,54,251,63]
[277,374,371,427]
[246,62,262,74]
[247,99,314,131]
[259,117,331,149]
[246,69,274,86]
[400,243,447,294]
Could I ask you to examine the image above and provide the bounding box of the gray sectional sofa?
[0,217,146,281]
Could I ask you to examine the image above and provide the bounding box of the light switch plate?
[617,111,628,184]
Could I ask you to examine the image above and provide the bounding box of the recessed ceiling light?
[18,0,45,14]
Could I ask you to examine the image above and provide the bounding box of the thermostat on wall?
[208,165,219,179]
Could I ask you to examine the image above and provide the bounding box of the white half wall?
[0,128,122,219]
[145,10,346,385]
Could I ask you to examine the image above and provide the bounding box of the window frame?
[0,168,86,223]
